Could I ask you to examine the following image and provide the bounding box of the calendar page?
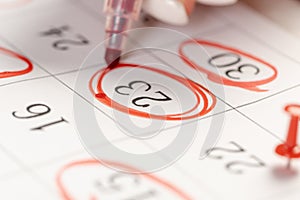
[0,0,300,200]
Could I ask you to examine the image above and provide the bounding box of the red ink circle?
[56,159,192,200]
[179,40,278,92]
[0,47,33,78]
[89,63,216,121]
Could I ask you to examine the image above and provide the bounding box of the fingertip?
[142,0,190,26]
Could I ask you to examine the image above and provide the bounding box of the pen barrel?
[104,0,143,50]
[104,0,143,19]
[105,16,131,50]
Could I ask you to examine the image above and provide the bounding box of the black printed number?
[12,103,50,119]
[40,25,89,51]
[94,172,157,199]
[209,53,260,80]
[53,34,89,51]
[226,64,260,80]
[94,173,139,192]
[115,81,172,108]
[207,141,266,174]
[12,103,68,131]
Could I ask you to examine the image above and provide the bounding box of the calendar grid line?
[236,83,300,109]
[231,19,300,69]
[0,30,292,151]
[0,62,103,88]
[126,21,234,50]
[223,100,285,142]
[212,2,300,66]
[0,141,56,197]
[0,12,295,152]
[29,138,130,169]
[73,0,234,49]
[139,106,287,200]
[0,31,247,197]
[0,33,237,186]
[140,93,285,156]
[1,44,296,136]
[0,2,300,200]
[145,136,230,198]
[140,140,219,197]
[0,111,136,184]
[0,30,237,145]
[125,25,294,143]
[0,75,54,88]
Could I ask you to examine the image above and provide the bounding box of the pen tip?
[105,48,121,68]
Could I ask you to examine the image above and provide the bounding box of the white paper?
[0,1,299,200]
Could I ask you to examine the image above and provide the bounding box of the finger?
[196,0,238,6]
[142,0,196,25]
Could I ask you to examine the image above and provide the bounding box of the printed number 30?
[209,53,260,80]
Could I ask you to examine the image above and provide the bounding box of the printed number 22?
[207,141,266,174]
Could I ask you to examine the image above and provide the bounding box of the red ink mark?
[0,0,31,9]
[179,40,278,92]
[0,47,33,78]
[90,63,216,120]
[275,104,300,169]
[56,159,192,200]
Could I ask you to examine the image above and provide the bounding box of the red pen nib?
[275,104,300,169]
[105,48,121,69]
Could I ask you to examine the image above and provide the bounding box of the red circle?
[89,63,216,121]
[179,40,278,92]
[56,159,192,200]
[0,47,33,78]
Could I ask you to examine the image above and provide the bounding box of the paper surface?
[0,0,300,199]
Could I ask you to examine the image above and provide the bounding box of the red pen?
[104,0,143,67]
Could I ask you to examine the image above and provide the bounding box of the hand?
[142,0,238,25]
